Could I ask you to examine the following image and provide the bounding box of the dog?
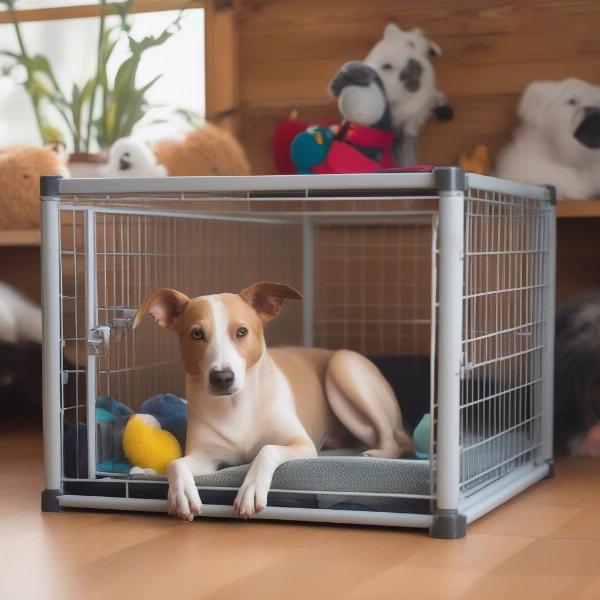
[364,23,453,165]
[496,78,600,199]
[554,289,600,457]
[133,281,413,521]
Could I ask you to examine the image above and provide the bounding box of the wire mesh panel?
[59,208,88,479]
[460,187,553,497]
[93,212,303,411]
[314,221,433,356]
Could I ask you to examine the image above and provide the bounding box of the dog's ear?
[133,288,190,331]
[239,281,303,323]
[408,27,441,58]
[383,22,403,41]
[518,81,555,129]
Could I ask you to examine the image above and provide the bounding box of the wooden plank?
[0,229,41,247]
[0,0,205,24]
[237,0,600,104]
[204,1,241,134]
[557,201,600,219]
[240,56,600,104]
[238,0,600,37]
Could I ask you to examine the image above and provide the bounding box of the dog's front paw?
[167,469,202,522]
[233,480,268,519]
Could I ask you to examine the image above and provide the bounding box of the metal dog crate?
[40,168,556,538]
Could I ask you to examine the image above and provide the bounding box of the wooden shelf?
[0,229,41,247]
[557,200,600,218]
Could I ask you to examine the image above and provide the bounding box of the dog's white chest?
[185,364,300,463]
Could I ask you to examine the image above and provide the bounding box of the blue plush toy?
[413,413,431,459]
[290,125,335,173]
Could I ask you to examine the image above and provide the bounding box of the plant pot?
[68,152,108,178]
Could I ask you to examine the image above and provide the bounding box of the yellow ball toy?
[122,414,182,475]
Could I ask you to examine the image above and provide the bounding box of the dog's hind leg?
[325,350,413,458]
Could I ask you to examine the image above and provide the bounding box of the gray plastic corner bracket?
[40,175,62,199]
[429,508,467,539]
[544,184,557,206]
[545,459,555,479]
[434,167,466,192]
[41,489,62,512]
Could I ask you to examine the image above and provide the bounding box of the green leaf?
[40,122,64,144]
[80,77,96,106]
[111,0,133,31]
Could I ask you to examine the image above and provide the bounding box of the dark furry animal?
[554,289,600,455]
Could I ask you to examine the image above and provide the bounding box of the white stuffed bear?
[365,23,452,165]
[496,78,600,200]
[103,137,167,178]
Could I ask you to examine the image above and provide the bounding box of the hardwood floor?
[1,423,599,600]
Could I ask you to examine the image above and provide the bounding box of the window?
[0,3,205,149]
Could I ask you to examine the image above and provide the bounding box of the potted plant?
[0,0,185,176]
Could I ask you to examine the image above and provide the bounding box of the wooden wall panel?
[236,0,600,174]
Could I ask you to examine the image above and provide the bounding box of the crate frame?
[40,168,556,538]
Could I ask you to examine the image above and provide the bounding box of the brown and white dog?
[133,281,413,521]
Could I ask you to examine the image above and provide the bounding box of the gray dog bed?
[128,430,529,505]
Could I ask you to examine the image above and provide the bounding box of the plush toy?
[459,145,491,175]
[139,392,187,450]
[154,123,250,176]
[102,137,167,178]
[495,78,600,199]
[413,413,430,459]
[0,145,68,229]
[291,62,396,174]
[365,23,453,166]
[123,413,182,475]
[65,393,187,477]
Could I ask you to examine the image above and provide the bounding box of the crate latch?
[87,325,111,356]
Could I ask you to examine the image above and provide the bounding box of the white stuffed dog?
[496,78,600,199]
[365,23,452,165]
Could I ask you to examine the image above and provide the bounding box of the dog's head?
[328,61,389,127]
[365,23,439,115]
[518,78,600,163]
[133,282,302,397]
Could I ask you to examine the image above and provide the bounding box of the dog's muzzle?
[574,107,600,149]
[209,368,235,394]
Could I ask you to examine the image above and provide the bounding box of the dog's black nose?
[209,368,235,392]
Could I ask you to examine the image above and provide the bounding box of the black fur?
[399,58,423,93]
[573,109,600,149]
[329,61,383,97]
[434,104,454,121]
[554,289,600,453]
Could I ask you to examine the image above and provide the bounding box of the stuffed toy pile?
[496,78,600,199]
[103,124,251,178]
[0,145,68,229]
[289,22,453,174]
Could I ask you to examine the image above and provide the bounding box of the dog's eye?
[236,326,248,339]
[381,63,393,71]
[567,98,578,106]
[191,328,204,341]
